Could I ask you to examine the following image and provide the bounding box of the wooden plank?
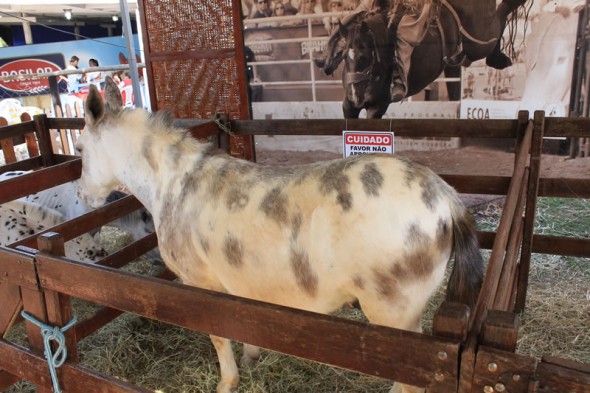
[0,248,38,289]
[470,122,533,337]
[0,282,22,338]
[33,114,55,167]
[0,370,21,391]
[442,174,510,195]
[35,256,461,390]
[537,177,590,198]
[0,156,43,174]
[0,340,152,392]
[11,195,144,249]
[47,117,85,130]
[75,270,175,340]
[227,119,520,138]
[432,301,471,341]
[96,232,158,269]
[19,286,53,393]
[0,159,81,204]
[493,166,528,311]
[537,356,590,393]
[472,346,537,393]
[480,310,519,352]
[0,121,36,140]
[37,233,78,363]
[515,111,545,313]
[544,116,590,138]
[0,138,17,164]
[478,231,590,257]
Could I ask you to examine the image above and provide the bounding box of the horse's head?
[76,77,124,208]
[341,13,391,113]
[314,21,350,75]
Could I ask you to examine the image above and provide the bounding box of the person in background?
[60,55,84,94]
[252,0,273,18]
[299,0,323,14]
[282,0,299,14]
[86,58,103,89]
[271,0,299,25]
[323,0,344,34]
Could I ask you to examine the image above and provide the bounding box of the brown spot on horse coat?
[352,275,365,290]
[291,212,303,241]
[142,136,158,172]
[260,187,289,225]
[319,160,355,211]
[223,235,244,267]
[290,249,318,296]
[391,248,434,282]
[405,222,429,247]
[360,162,384,197]
[226,188,249,211]
[372,268,402,300]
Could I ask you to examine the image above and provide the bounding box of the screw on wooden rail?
[434,372,444,382]
[495,383,506,392]
[484,386,494,393]
[437,351,448,360]
[512,374,521,382]
[487,362,498,372]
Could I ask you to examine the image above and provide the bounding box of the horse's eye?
[75,146,83,154]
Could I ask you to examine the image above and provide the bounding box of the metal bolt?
[487,362,498,372]
[484,386,494,393]
[495,383,506,392]
[434,372,444,382]
[437,351,448,360]
[513,374,521,382]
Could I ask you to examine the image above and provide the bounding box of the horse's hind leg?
[343,98,362,119]
[358,296,426,393]
[240,343,261,367]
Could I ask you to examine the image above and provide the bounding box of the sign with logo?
[343,131,394,158]
[0,53,65,98]
[460,99,520,119]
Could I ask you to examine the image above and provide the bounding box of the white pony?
[0,200,105,262]
[75,77,484,393]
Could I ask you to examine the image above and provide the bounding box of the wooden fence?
[0,112,588,392]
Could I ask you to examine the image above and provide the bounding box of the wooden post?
[37,232,79,363]
[20,112,40,158]
[0,117,17,164]
[33,114,55,167]
[515,111,545,313]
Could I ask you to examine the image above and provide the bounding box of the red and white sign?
[343,131,394,158]
[0,59,61,93]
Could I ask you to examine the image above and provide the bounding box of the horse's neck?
[109,129,202,217]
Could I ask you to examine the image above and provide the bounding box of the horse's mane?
[502,0,534,60]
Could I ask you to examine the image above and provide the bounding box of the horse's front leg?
[486,0,527,69]
[343,98,362,119]
[210,335,239,393]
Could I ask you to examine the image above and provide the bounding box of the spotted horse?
[75,77,484,393]
[0,199,105,262]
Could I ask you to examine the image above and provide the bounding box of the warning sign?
[343,131,394,158]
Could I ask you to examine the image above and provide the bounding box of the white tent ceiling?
[0,1,138,26]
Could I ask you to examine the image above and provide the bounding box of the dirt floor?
[256,145,590,178]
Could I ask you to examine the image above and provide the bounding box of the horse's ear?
[103,76,123,114]
[84,85,105,127]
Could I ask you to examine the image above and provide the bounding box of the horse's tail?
[446,196,484,310]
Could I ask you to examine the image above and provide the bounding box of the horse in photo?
[519,5,580,116]
[75,77,484,393]
[315,0,530,118]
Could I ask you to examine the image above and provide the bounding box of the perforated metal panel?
[139,0,253,159]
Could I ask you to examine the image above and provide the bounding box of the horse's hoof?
[240,353,259,368]
[216,377,239,393]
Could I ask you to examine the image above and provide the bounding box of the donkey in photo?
[76,77,484,393]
